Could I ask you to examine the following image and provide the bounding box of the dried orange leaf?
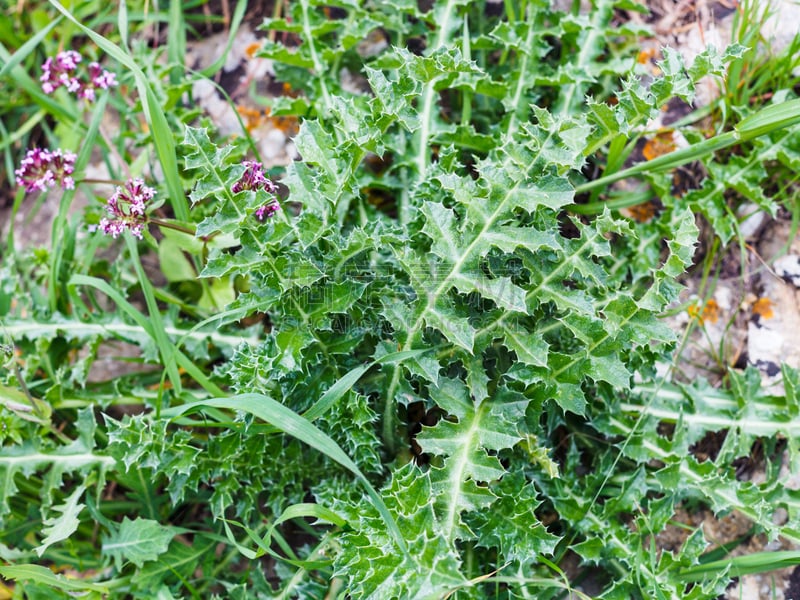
[643,131,677,161]
[752,297,774,319]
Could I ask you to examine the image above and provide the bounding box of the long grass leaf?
[163,394,408,552]
[167,0,186,84]
[67,275,224,398]
[68,275,155,336]
[679,551,800,581]
[67,273,184,392]
[224,503,343,568]
[48,92,109,311]
[173,352,226,398]
[0,18,60,79]
[198,0,248,77]
[303,349,430,422]
[124,236,182,396]
[573,130,738,198]
[736,97,800,138]
[117,0,130,49]
[572,98,800,204]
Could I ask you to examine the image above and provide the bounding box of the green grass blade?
[220,517,325,567]
[163,394,408,552]
[573,130,738,197]
[48,92,109,311]
[117,0,130,48]
[302,349,429,422]
[167,0,186,84]
[198,0,247,77]
[301,364,372,422]
[272,502,347,529]
[572,98,800,210]
[173,352,226,398]
[68,275,155,335]
[226,503,343,567]
[67,272,225,399]
[0,18,60,79]
[0,42,78,123]
[124,236,182,396]
[47,0,189,221]
[736,97,800,138]
[679,550,800,581]
[67,272,181,393]
[66,276,225,399]
[175,305,255,348]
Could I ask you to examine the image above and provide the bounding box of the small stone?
[774,255,800,288]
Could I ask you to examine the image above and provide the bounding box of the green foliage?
[1,0,800,598]
[102,517,177,569]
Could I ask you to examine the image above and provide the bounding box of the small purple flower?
[15,148,76,193]
[231,161,280,220]
[57,50,81,70]
[232,161,274,194]
[40,51,82,95]
[40,51,117,101]
[98,178,155,239]
[80,62,118,101]
[88,62,117,89]
[255,202,280,221]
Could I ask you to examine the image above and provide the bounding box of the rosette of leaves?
[173,1,733,596]
[5,0,797,598]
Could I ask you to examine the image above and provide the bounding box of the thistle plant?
[1,1,799,598]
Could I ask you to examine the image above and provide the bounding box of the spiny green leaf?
[418,379,529,541]
[102,517,177,569]
[36,485,86,557]
[0,443,112,524]
[0,564,110,593]
[469,472,560,566]
[334,464,465,599]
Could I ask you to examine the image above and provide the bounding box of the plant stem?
[461,17,472,126]
[569,98,800,214]
[415,0,459,178]
[150,217,196,236]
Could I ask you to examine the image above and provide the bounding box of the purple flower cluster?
[82,62,118,101]
[231,160,280,221]
[255,203,280,220]
[40,50,82,94]
[14,148,76,193]
[98,178,155,239]
[231,161,278,194]
[40,51,117,101]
